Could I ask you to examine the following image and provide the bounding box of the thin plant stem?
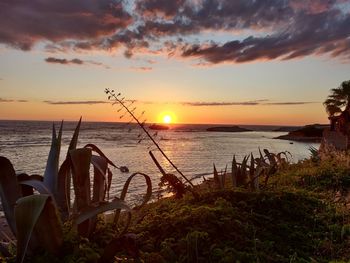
[106,89,194,188]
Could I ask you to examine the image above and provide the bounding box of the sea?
[0,120,319,205]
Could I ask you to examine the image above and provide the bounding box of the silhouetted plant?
[0,119,152,262]
[105,88,196,194]
[324,80,350,116]
[212,149,291,191]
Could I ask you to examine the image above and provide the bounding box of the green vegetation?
[127,151,350,263]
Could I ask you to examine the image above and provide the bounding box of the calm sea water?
[0,120,319,204]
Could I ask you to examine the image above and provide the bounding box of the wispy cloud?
[181,100,268,106]
[264,102,316,105]
[44,100,108,105]
[130,66,153,72]
[136,99,317,106]
[45,57,110,68]
[0,98,28,103]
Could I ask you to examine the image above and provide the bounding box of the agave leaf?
[213,164,220,188]
[69,148,92,236]
[222,165,227,189]
[84,144,116,168]
[0,157,22,236]
[239,156,248,186]
[264,149,277,166]
[258,148,266,164]
[70,148,92,211]
[120,172,152,207]
[15,194,63,263]
[68,117,82,153]
[249,153,255,190]
[17,173,35,196]
[74,198,130,225]
[57,118,82,218]
[107,168,112,200]
[231,155,237,188]
[43,121,63,195]
[19,180,53,195]
[91,155,107,202]
[114,172,152,225]
[33,196,63,256]
[56,159,71,220]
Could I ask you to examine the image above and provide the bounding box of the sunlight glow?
[163,115,172,124]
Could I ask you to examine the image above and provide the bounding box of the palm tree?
[324,80,350,116]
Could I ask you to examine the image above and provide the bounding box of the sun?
[158,111,177,124]
[163,115,172,124]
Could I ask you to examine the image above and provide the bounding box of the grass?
[2,154,350,262]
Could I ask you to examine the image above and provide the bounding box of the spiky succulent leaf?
[114,172,152,225]
[69,148,92,236]
[74,198,130,225]
[19,180,52,195]
[0,157,22,236]
[84,143,116,168]
[231,155,237,188]
[91,155,107,202]
[43,121,63,195]
[15,194,63,263]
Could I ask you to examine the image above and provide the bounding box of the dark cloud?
[45,57,110,68]
[0,98,27,103]
[45,57,83,65]
[1,0,350,64]
[0,0,131,50]
[44,100,108,105]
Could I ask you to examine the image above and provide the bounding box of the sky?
[1,0,350,125]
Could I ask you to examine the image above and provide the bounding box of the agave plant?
[0,119,152,262]
[212,149,291,191]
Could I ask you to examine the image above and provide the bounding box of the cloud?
[130,66,153,71]
[44,100,108,105]
[181,100,268,106]
[135,99,317,106]
[45,57,110,68]
[1,0,350,64]
[181,100,316,106]
[264,102,316,105]
[0,98,28,103]
[0,0,131,50]
[45,57,83,65]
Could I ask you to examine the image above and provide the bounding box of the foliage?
[130,189,348,262]
[212,149,291,191]
[324,80,350,116]
[0,119,152,262]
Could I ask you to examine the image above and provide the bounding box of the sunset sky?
[1,0,350,125]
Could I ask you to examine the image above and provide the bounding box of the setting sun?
[158,111,177,124]
[163,115,172,124]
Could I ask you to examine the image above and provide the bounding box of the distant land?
[149,124,169,130]
[206,126,252,132]
[273,126,301,132]
[275,124,329,142]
